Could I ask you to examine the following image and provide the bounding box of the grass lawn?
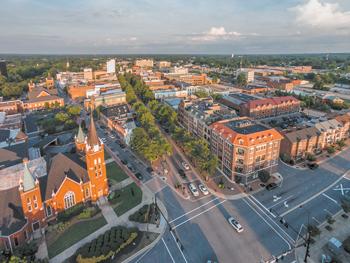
[106,162,128,183]
[47,215,107,258]
[110,183,143,216]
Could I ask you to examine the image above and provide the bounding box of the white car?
[101,138,107,142]
[228,217,243,233]
[198,184,209,195]
[182,162,190,170]
[188,183,199,197]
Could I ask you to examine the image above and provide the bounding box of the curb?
[121,200,168,263]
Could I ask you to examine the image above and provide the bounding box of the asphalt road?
[97,122,350,263]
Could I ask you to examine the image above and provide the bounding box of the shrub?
[337,139,346,148]
[258,170,271,183]
[280,153,291,164]
[307,225,321,237]
[344,236,350,253]
[327,146,336,154]
[325,225,333,231]
[326,215,335,224]
[77,207,100,220]
[57,203,85,222]
[306,153,316,162]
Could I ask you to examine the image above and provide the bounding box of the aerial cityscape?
[1,1,350,263]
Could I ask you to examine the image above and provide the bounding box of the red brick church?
[0,115,108,251]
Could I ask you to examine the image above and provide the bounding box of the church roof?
[44,153,89,200]
[87,114,100,147]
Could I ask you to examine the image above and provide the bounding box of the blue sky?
[1,0,350,54]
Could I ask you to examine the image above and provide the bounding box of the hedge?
[57,203,85,222]
[75,226,138,262]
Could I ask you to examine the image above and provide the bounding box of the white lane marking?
[134,246,153,263]
[250,195,277,218]
[312,217,321,225]
[295,224,305,243]
[281,170,350,217]
[242,198,292,250]
[162,238,175,263]
[322,193,338,204]
[246,196,295,244]
[268,195,294,210]
[172,200,227,229]
[170,231,188,263]
[169,197,220,223]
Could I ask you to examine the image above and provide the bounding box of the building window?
[46,205,52,217]
[24,230,28,240]
[85,188,90,198]
[27,204,32,212]
[64,191,76,209]
[34,201,38,209]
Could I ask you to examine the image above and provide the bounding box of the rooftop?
[223,93,260,106]
[225,119,269,134]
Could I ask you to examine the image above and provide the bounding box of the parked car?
[307,163,319,170]
[146,167,154,173]
[178,169,186,179]
[135,172,143,180]
[198,184,209,195]
[266,182,278,191]
[188,183,199,197]
[121,159,128,165]
[182,162,190,170]
[127,165,135,172]
[228,217,243,233]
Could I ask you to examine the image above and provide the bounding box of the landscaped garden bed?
[129,204,159,224]
[108,183,142,216]
[75,226,138,262]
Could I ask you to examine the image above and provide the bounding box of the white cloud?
[191,26,243,41]
[292,0,350,30]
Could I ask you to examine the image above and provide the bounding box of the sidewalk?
[295,211,350,263]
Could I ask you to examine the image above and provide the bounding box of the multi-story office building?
[157,61,171,68]
[84,89,126,109]
[210,118,283,183]
[178,97,236,141]
[135,59,154,68]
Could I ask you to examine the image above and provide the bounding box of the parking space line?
[169,197,220,223]
[324,208,333,216]
[173,200,227,229]
[162,238,175,263]
[170,231,188,263]
[322,193,339,205]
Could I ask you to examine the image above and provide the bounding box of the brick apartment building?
[210,118,283,183]
[220,94,300,119]
[281,115,350,162]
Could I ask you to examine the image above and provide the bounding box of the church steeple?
[19,158,37,192]
[87,113,100,149]
[75,123,86,152]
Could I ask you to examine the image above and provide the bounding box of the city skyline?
[1,0,350,54]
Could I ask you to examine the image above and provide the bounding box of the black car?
[120,144,126,149]
[146,167,154,173]
[307,163,319,170]
[135,172,143,180]
[121,159,128,165]
[266,183,278,191]
[178,169,186,178]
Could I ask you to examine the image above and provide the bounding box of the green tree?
[67,105,82,116]
[236,73,247,86]
[55,112,69,123]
